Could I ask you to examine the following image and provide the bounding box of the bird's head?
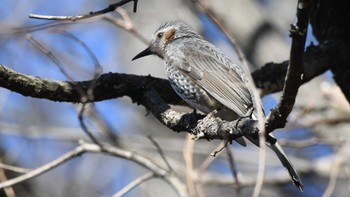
[132,21,201,61]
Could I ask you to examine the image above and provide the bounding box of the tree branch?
[0,38,328,140]
[253,43,330,96]
[265,0,311,134]
[113,173,155,197]
[29,0,138,21]
[0,38,330,106]
[0,64,258,142]
[0,142,187,197]
[0,15,335,140]
[0,64,181,104]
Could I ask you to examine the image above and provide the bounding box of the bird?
[132,21,303,191]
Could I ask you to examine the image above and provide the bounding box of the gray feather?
[175,38,253,117]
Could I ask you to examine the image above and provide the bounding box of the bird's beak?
[132,47,155,61]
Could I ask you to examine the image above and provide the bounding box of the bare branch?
[0,143,86,189]
[226,147,241,197]
[78,104,104,148]
[25,33,88,100]
[0,163,32,174]
[252,43,330,96]
[148,136,174,172]
[322,156,344,197]
[0,167,16,197]
[279,137,345,148]
[252,132,266,197]
[56,30,103,77]
[0,38,331,106]
[0,62,260,142]
[113,173,155,197]
[265,0,312,134]
[26,31,106,147]
[0,64,180,104]
[103,13,149,45]
[25,33,74,81]
[0,142,187,197]
[29,0,138,21]
[192,0,250,73]
[184,135,196,196]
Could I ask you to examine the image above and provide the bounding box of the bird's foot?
[192,108,197,115]
[233,108,254,134]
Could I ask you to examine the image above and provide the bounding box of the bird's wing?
[177,41,253,117]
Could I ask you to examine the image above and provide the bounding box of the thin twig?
[57,30,107,146]
[25,33,75,82]
[0,167,16,197]
[102,9,149,45]
[25,33,89,101]
[56,30,102,77]
[0,142,187,197]
[226,147,241,197]
[26,33,104,148]
[252,35,268,197]
[148,136,174,172]
[0,143,86,189]
[345,167,350,197]
[56,30,111,148]
[86,107,121,146]
[12,21,73,34]
[55,30,103,100]
[113,173,155,197]
[197,142,225,180]
[184,134,196,197]
[78,104,104,148]
[252,54,267,197]
[322,156,343,197]
[210,140,228,157]
[252,132,266,197]
[192,0,250,73]
[29,0,138,21]
[279,137,345,148]
[0,163,32,174]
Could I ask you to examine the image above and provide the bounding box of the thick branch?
[0,64,257,141]
[138,87,258,141]
[0,40,330,106]
[253,43,330,96]
[0,64,181,105]
[309,0,350,102]
[265,0,311,133]
[0,38,329,139]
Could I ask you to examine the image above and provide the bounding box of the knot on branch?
[190,114,259,142]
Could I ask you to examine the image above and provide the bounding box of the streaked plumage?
[166,36,254,119]
[132,21,303,191]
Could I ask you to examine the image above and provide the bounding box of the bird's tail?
[241,112,303,190]
[268,141,304,191]
[245,135,304,191]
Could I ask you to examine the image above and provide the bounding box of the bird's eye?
[157,32,163,38]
